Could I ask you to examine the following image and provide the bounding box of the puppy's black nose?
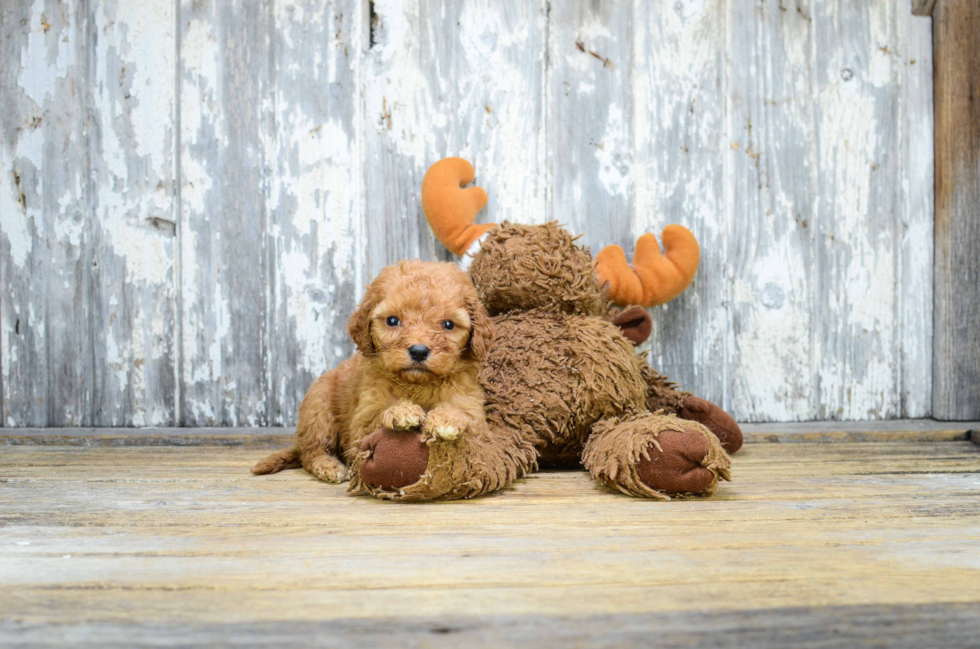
[408,345,430,362]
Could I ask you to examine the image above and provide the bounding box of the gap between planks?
[0,420,977,447]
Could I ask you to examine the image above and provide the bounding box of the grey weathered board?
[932,0,980,421]
[1,1,937,426]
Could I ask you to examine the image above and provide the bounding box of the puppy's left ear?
[349,279,383,355]
[347,306,374,355]
[466,291,495,362]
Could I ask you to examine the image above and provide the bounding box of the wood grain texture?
[0,0,943,426]
[811,1,916,420]
[635,1,729,416]
[725,0,817,421]
[179,0,272,425]
[0,0,177,427]
[4,604,979,648]
[265,0,363,425]
[179,0,363,426]
[362,0,547,280]
[1,439,979,644]
[932,0,980,420]
[912,0,937,17]
[900,13,935,418]
[548,0,632,244]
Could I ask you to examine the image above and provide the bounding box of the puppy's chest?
[387,383,455,410]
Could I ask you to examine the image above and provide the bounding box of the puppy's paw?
[421,407,467,442]
[381,401,426,431]
[308,455,350,483]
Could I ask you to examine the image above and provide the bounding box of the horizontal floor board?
[5,603,980,649]
[1,439,979,645]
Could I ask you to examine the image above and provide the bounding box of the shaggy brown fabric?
[479,309,649,469]
[678,396,744,453]
[637,358,692,414]
[463,223,736,498]
[469,222,609,317]
[358,429,430,491]
[609,306,653,345]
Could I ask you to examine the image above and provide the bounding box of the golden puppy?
[252,260,494,487]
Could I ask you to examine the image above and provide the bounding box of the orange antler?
[421,158,495,256]
[594,225,700,307]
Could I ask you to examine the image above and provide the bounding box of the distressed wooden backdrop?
[0,0,935,427]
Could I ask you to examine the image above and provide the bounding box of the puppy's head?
[348,260,493,383]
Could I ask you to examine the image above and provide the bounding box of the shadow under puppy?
[252,260,494,499]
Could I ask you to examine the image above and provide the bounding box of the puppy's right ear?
[465,290,495,362]
[347,305,374,355]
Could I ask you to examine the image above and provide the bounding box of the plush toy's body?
[352,159,743,501]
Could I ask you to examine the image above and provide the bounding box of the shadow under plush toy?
[352,158,743,501]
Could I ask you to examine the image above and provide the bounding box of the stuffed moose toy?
[347,158,743,501]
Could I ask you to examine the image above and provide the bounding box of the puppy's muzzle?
[408,345,430,363]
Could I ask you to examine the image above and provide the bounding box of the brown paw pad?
[678,396,743,453]
[635,429,715,495]
[359,428,429,491]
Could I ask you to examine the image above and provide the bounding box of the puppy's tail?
[251,446,302,475]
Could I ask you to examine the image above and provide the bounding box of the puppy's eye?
[442,320,455,331]
[386,316,400,327]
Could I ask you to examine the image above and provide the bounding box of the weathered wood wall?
[932,0,980,421]
[0,0,936,426]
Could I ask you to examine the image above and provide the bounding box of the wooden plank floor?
[2,430,980,647]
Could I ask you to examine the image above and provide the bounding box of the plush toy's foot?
[582,412,731,500]
[351,424,537,502]
[676,396,743,453]
[357,428,429,492]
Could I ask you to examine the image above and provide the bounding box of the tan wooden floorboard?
[2,439,980,646]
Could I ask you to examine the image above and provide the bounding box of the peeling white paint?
[17,0,75,106]
[1,0,937,426]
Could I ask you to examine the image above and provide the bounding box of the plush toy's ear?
[610,306,652,346]
[595,226,700,307]
[465,290,495,362]
[422,158,496,256]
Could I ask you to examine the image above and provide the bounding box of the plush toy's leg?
[581,412,731,500]
[637,356,743,453]
[349,423,537,502]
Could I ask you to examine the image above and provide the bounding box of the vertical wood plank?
[548,0,632,246]
[812,1,905,419]
[362,0,547,279]
[900,12,934,417]
[724,0,818,422]
[632,1,729,412]
[265,0,363,425]
[179,0,270,425]
[1,0,176,426]
[0,0,86,426]
[89,0,178,426]
[933,0,980,420]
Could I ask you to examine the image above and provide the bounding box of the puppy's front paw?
[381,401,426,431]
[421,408,467,442]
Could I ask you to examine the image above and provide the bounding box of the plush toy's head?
[468,221,606,316]
[421,157,701,311]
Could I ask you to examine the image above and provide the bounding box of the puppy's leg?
[380,399,426,431]
[251,446,301,475]
[296,369,350,484]
[421,404,469,441]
